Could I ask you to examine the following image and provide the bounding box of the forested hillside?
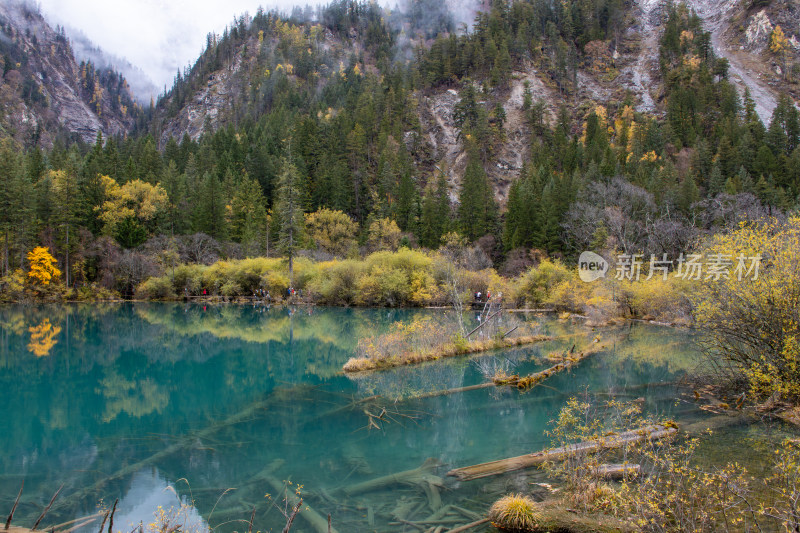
[0,1,143,147]
[0,0,799,299]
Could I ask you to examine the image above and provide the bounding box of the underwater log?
[260,463,339,533]
[339,458,443,497]
[447,518,491,532]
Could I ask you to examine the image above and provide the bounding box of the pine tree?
[677,174,700,215]
[0,142,34,274]
[161,161,189,234]
[457,145,497,241]
[229,174,268,255]
[196,172,227,238]
[453,82,479,132]
[766,101,789,156]
[50,169,81,285]
[395,173,419,232]
[738,166,755,193]
[708,163,725,196]
[418,171,450,248]
[275,159,307,284]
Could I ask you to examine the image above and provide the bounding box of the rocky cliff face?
[148,0,800,206]
[0,0,140,147]
[4,0,798,202]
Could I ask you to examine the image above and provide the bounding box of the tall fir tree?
[418,171,451,248]
[457,145,497,241]
[229,173,268,255]
[275,159,307,284]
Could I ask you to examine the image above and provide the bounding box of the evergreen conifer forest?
[0,0,797,303]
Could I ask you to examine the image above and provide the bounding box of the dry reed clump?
[489,494,542,531]
[545,349,568,361]
[343,329,551,373]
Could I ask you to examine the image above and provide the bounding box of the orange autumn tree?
[27,246,61,287]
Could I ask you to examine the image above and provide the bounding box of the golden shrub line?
[134,251,694,326]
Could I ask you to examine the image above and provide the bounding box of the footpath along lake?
[0,303,789,532]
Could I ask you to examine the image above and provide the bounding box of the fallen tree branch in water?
[447,517,490,532]
[594,463,641,480]
[493,340,608,391]
[403,340,608,401]
[260,462,339,533]
[5,481,23,530]
[338,458,443,497]
[448,424,678,481]
[31,485,63,531]
[51,386,312,514]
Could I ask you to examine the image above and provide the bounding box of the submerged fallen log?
[406,382,496,401]
[447,517,491,532]
[260,461,339,533]
[448,424,677,481]
[402,341,606,401]
[4,513,103,533]
[683,413,755,435]
[52,385,312,514]
[339,458,443,497]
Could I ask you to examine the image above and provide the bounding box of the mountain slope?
[0,0,141,146]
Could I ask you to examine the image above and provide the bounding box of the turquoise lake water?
[0,303,775,532]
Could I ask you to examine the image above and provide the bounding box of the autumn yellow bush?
[546,276,593,313]
[0,269,27,302]
[691,216,800,401]
[304,208,358,257]
[172,264,205,294]
[309,259,366,304]
[620,277,692,325]
[136,276,175,299]
[516,260,574,307]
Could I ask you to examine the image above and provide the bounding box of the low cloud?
[38,0,480,101]
[38,0,303,97]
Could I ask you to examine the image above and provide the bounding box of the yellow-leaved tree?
[367,217,402,252]
[691,216,800,400]
[305,208,357,257]
[27,246,61,287]
[770,25,791,79]
[98,175,169,248]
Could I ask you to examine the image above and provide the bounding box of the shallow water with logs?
[0,303,791,532]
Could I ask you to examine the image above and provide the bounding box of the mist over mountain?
[0,0,142,145]
[60,24,158,102]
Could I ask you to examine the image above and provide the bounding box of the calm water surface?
[0,303,775,532]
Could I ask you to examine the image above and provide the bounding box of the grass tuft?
[489,493,542,531]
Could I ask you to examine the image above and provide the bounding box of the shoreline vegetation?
[2,246,694,327]
[7,215,800,408]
